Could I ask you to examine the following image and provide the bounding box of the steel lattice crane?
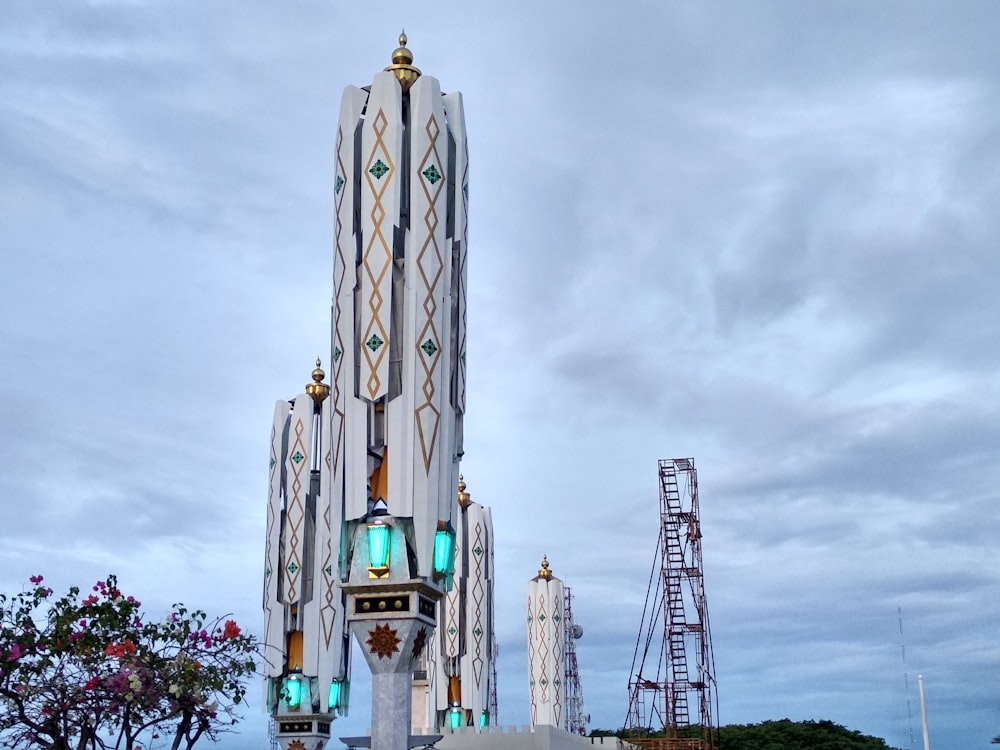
[626,458,719,750]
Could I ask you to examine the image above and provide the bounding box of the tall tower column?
[264,34,471,750]
[333,35,470,750]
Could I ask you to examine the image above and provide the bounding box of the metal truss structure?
[626,458,718,750]
[564,586,588,735]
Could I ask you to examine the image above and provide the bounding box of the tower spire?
[385,31,421,91]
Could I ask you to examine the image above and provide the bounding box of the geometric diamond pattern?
[369,159,389,180]
[422,164,442,185]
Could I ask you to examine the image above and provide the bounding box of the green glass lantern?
[449,705,463,729]
[479,710,489,728]
[367,519,390,577]
[328,679,342,710]
[284,673,303,710]
[433,523,456,581]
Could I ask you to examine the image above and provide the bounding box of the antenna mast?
[626,458,718,750]
[898,606,915,748]
[564,586,588,735]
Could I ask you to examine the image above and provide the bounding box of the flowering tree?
[0,575,258,750]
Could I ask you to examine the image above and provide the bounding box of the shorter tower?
[421,476,497,731]
[527,557,565,729]
[263,362,349,750]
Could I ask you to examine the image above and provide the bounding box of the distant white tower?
[527,557,565,728]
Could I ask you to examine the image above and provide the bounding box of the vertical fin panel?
[406,74,451,575]
[282,395,315,606]
[358,72,402,402]
[443,91,469,419]
[334,85,369,525]
[264,400,290,677]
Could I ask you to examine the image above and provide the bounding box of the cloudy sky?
[2,2,998,748]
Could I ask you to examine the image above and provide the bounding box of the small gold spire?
[537,555,552,580]
[385,30,421,92]
[306,357,330,405]
[458,474,471,509]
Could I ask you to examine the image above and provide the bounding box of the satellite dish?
[571,624,583,639]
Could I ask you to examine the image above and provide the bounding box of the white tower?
[264,34,471,750]
[263,363,348,750]
[527,557,565,729]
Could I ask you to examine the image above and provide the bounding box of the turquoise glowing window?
[284,675,302,709]
[328,679,342,709]
[367,521,391,572]
[433,526,456,576]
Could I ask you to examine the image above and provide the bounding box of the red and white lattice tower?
[626,458,718,750]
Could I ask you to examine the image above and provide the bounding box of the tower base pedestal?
[273,714,332,750]
[344,580,441,750]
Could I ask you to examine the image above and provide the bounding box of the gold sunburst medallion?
[367,622,401,660]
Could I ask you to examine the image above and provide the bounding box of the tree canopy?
[0,574,258,750]
[591,719,903,750]
[717,719,903,750]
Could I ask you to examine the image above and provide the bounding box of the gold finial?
[537,555,552,580]
[385,29,421,92]
[458,474,471,509]
[306,357,330,405]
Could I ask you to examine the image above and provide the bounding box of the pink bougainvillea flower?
[29,574,43,585]
[223,620,242,640]
[84,677,100,690]
[83,594,98,606]
[7,644,22,661]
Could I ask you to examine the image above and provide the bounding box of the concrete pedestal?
[273,714,332,750]
[344,580,442,750]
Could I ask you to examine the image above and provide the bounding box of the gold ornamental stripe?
[414,402,441,476]
[264,418,280,617]
[361,108,395,399]
[320,499,336,647]
[536,593,550,702]
[414,112,445,472]
[285,417,308,603]
[470,521,486,684]
[527,594,537,715]
[333,123,349,473]
[456,139,470,413]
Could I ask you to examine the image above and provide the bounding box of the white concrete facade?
[527,558,566,729]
